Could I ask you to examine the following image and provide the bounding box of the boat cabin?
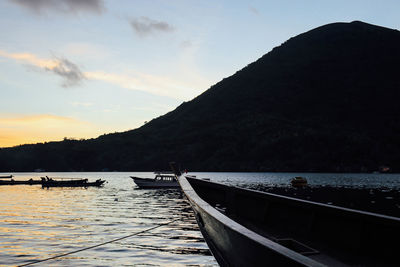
[154,175,176,181]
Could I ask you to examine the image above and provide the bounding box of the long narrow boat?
[41,177,106,188]
[130,173,179,189]
[0,178,41,185]
[0,175,13,179]
[175,174,400,266]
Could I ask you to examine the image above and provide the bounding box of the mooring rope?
[18,218,180,267]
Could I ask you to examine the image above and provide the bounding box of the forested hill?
[1,21,400,172]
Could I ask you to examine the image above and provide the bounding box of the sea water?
[1,172,399,266]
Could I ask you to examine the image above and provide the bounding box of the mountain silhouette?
[1,21,400,172]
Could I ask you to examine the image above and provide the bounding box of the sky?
[1,0,399,148]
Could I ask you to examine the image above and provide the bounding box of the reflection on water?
[0,172,216,266]
[1,171,400,266]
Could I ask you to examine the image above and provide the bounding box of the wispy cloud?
[130,17,174,37]
[0,50,86,87]
[180,40,193,49]
[0,50,57,68]
[249,6,260,15]
[9,0,105,15]
[85,71,181,98]
[0,49,210,99]
[46,57,86,87]
[0,114,101,147]
[85,70,200,100]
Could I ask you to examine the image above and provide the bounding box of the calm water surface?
[190,172,400,189]
[1,172,400,266]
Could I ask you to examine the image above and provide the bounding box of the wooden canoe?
[178,175,400,266]
[41,177,106,188]
[0,178,41,185]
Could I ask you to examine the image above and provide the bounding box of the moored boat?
[0,175,13,179]
[130,173,179,189]
[0,178,41,185]
[174,172,400,266]
[41,177,106,188]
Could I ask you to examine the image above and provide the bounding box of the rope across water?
[18,218,180,267]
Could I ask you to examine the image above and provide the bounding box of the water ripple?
[0,172,216,266]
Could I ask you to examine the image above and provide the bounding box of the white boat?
[130,174,179,189]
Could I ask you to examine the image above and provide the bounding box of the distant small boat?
[41,177,106,188]
[0,175,13,179]
[174,173,400,266]
[130,173,179,189]
[290,176,308,187]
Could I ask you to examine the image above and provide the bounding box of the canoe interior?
[186,177,400,266]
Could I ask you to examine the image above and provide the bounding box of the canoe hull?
[190,197,314,266]
[0,180,41,185]
[178,176,321,267]
[179,175,400,267]
[41,179,105,188]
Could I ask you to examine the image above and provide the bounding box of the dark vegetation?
[1,21,400,172]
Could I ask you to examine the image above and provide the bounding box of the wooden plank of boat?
[177,175,400,266]
[130,175,179,189]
